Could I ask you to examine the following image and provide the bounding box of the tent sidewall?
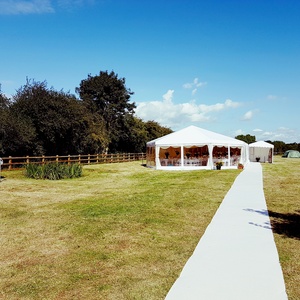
[154,142,248,170]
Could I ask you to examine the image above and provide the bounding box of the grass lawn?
[263,156,300,300]
[0,157,298,299]
[0,161,240,300]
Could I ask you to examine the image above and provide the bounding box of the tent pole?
[208,144,214,169]
[156,146,160,168]
[181,145,184,169]
[228,145,231,166]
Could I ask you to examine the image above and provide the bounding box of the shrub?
[24,163,82,180]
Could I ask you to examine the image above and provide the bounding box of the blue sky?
[1,0,299,142]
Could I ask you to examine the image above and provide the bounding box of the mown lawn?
[1,157,298,299]
[0,162,240,300]
[263,156,300,300]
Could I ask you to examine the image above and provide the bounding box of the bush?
[24,163,82,180]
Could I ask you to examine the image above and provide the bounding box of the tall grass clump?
[24,163,82,180]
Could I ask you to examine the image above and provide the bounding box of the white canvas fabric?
[147,125,247,147]
[249,141,274,163]
[147,125,249,170]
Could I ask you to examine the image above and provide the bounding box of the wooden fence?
[0,153,146,170]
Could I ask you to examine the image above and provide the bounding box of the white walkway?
[165,163,288,300]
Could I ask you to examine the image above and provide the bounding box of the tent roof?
[249,141,274,148]
[147,125,246,147]
[282,150,300,158]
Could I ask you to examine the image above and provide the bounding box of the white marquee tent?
[146,125,249,170]
[249,141,274,163]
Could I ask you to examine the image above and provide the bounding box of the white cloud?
[194,77,206,87]
[273,127,299,142]
[56,0,95,9]
[267,94,277,100]
[183,83,192,89]
[192,88,197,96]
[0,0,54,14]
[0,0,95,14]
[162,89,174,104]
[183,77,207,95]
[253,128,263,132]
[235,129,244,136]
[241,110,254,121]
[250,127,300,143]
[135,90,241,129]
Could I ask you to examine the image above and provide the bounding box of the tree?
[1,75,175,156]
[116,116,148,153]
[0,86,10,109]
[76,71,136,152]
[272,140,286,154]
[0,88,36,156]
[144,120,173,141]
[11,79,108,155]
[235,134,256,144]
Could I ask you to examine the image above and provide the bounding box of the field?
[0,161,240,299]
[262,156,300,300]
[0,157,299,299]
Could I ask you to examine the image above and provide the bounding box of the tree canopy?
[0,73,172,156]
[2,71,297,157]
[76,71,137,152]
[235,134,256,144]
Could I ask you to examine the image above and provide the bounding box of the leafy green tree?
[272,140,287,154]
[76,71,136,152]
[235,134,256,144]
[1,76,175,156]
[286,142,300,152]
[11,79,108,155]
[144,120,173,141]
[0,86,10,109]
[0,88,36,156]
[116,116,148,153]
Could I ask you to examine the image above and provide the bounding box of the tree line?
[0,71,172,157]
[235,134,300,154]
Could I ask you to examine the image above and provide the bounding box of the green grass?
[263,156,300,300]
[1,158,298,299]
[0,162,240,300]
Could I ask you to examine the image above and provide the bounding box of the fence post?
[56,155,59,163]
[96,154,99,164]
[88,154,90,164]
[78,154,81,165]
[9,156,12,170]
[68,155,70,165]
[42,155,45,165]
[26,155,29,165]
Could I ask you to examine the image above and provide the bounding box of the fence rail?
[0,153,146,170]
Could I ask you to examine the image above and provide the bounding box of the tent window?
[212,146,228,158]
[230,147,241,166]
[159,146,181,166]
[183,145,208,166]
[212,146,228,166]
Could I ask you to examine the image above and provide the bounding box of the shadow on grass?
[244,208,300,240]
[268,210,300,240]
